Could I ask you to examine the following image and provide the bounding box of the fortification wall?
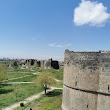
[62,49,110,110]
[62,85,97,110]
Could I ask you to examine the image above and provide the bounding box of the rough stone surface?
[62,49,110,110]
[8,58,62,70]
[40,59,60,69]
[44,59,52,69]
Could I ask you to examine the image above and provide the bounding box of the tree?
[34,73,56,95]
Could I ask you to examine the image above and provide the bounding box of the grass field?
[53,82,63,88]
[6,75,37,82]
[4,67,63,81]
[2,67,38,81]
[4,72,31,80]
[0,66,63,109]
[40,69,63,80]
[15,89,62,110]
[0,83,43,109]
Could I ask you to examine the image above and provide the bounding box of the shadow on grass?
[0,84,13,94]
[0,84,13,89]
[46,89,62,97]
[0,89,13,94]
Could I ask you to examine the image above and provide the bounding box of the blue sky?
[0,0,110,60]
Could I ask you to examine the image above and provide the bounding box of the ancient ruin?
[40,58,60,69]
[7,58,62,70]
[62,49,110,110]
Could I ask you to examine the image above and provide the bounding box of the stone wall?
[62,49,110,110]
[8,58,62,70]
[51,60,59,69]
[44,59,52,69]
[40,59,60,69]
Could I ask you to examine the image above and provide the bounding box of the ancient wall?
[62,49,110,110]
[40,59,60,69]
[51,60,59,69]
[8,58,61,70]
[44,59,52,69]
[40,60,45,68]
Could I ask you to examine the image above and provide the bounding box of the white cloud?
[48,43,72,48]
[48,43,56,47]
[74,0,110,26]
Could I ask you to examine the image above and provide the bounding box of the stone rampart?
[62,49,110,110]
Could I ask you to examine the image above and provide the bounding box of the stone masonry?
[62,49,110,110]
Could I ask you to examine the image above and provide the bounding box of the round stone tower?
[62,49,110,110]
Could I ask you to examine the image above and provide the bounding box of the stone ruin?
[62,49,110,110]
[40,58,60,69]
[8,58,63,70]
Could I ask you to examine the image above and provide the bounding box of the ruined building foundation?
[62,49,110,110]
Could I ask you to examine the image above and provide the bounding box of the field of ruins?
[0,59,63,110]
[0,0,110,109]
[1,49,110,110]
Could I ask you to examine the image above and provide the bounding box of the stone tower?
[62,49,110,110]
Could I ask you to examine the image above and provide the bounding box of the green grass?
[3,67,39,81]
[3,72,31,80]
[5,67,63,81]
[6,67,32,72]
[51,69,63,80]
[6,75,37,82]
[0,83,43,109]
[7,67,31,72]
[18,67,42,73]
[53,82,63,88]
[40,69,63,80]
[38,89,62,110]
[16,89,62,110]
[0,67,63,109]
[4,67,43,79]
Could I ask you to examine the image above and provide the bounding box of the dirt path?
[2,87,63,110]
[1,82,33,85]
[55,79,63,82]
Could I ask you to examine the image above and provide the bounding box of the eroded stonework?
[62,49,110,110]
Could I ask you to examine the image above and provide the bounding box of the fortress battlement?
[62,49,110,110]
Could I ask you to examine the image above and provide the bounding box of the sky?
[0,0,110,60]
